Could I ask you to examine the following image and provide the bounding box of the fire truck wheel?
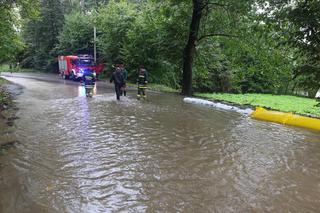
[62,74,69,80]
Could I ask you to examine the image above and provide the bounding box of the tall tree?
[288,0,320,93]
[22,0,64,70]
[257,0,320,95]
[55,11,94,55]
[0,0,38,62]
[122,1,189,86]
[95,1,137,64]
[182,0,204,96]
[181,0,253,96]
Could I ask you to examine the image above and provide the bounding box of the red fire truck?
[58,55,104,80]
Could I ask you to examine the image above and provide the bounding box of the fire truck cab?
[58,55,104,80]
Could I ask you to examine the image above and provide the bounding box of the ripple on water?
[4,90,320,212]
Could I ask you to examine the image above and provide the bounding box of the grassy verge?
[0,64,41,73]
[0,77,9,85]
[196,93,320,117]
[146,83,179,93]
[0,77,11,109]
[0,64,10,72]
[127,83,179,93]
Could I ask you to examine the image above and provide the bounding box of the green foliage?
[0,77,9,85]
[227,31,294,94]
[55,12,94,55]
[0,63,40,73]
[95,1,137,64]
[193,41,231,92]
[0,91,11,107]
[0,78,11,107]
[21,0,64,71]
[122,1,190,87]
[196,93,320,117]
[287,1,320,62]
[94,1,189,87]
[0,64,9,72]
[14,0,317,97]
[127,82,178,93]
[193,17,295,94]
[83,0,110,10]
[0,0,38,62]
[145,83,178,93]
[288,1,320,93]
[257,0,320,93]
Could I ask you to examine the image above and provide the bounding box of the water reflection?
[77,85,97,97]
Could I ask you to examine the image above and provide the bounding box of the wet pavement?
[0,73,320,212]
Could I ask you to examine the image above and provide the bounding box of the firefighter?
[137,67,148,100]
[82,69,96,97]
[110,67,125,100]
[121,65,128,96]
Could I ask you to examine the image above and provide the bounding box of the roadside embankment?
[0,77,22,149]
[125,83,319,119]
[126,83,179,94]
[0,78,11,111]
[190,93,320,131]
[195,93,320,118]
[183,97,253,115]
[0,64,41,73]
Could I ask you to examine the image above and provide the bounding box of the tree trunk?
[181,0,204,96]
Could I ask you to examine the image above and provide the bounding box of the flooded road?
[1,73,320,212]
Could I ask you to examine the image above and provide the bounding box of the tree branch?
[200,1,230,11]
[207,2,229,8]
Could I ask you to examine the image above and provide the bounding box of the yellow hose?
[251,107,320,131]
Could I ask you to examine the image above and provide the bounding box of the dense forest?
[1,0,319,96]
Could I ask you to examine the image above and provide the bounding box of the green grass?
[0,77,9,85]
[0,64,40,73]
[196,93,320,117]
[146,83,179,93]
[127,83,179,93]
[0,64,10,72]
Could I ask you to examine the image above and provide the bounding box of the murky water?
[1,73,320,212]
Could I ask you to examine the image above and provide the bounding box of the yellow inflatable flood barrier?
[251,107,320,131]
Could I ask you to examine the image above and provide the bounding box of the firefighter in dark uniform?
[137,67,148,99]
[110,67,125,100]
[82,69,96,97]
[121,65,128,96]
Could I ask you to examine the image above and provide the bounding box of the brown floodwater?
[1,73,320,212]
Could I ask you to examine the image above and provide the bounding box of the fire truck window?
[71,60,77,65]
[79,59,94,66]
